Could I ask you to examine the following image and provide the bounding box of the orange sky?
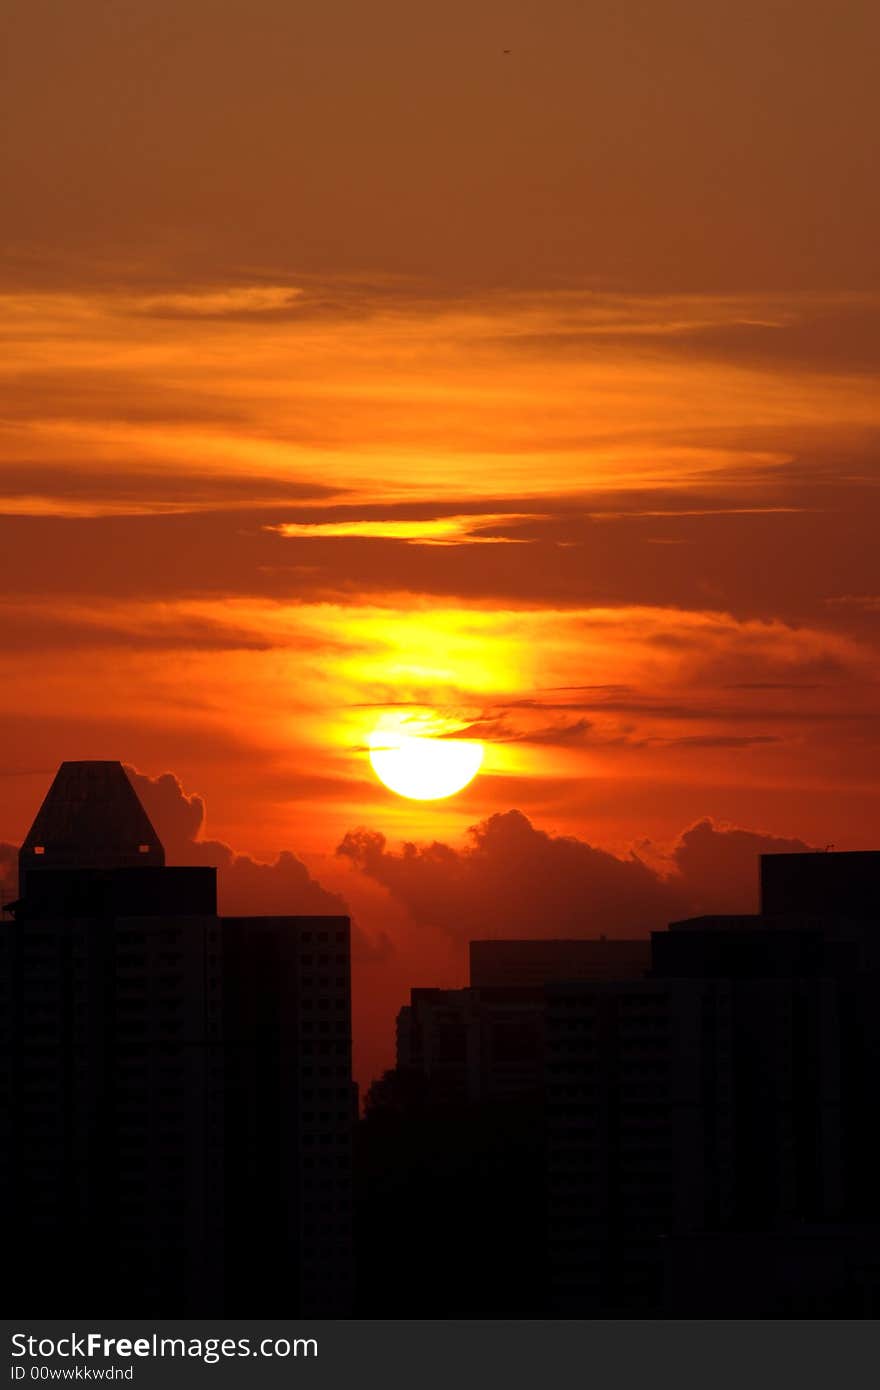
[2,0,879,1084]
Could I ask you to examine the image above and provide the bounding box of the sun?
[369,728,484,801]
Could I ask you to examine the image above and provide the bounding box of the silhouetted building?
[397,987,545,1102]
[761,849,880,920]
[358,937,655,1314]
[396,938,652,1103]
[0,761,353,1315]
[366,849,880,1317]
[545,972,846,1312]
[470,937,651,988]
[545,851,880,1315]
[358,1002,546,1316]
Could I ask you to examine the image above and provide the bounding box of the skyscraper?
[0,761,353,1315]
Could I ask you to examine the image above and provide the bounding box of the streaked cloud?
[2,286,878,517]
[269,514,537,545]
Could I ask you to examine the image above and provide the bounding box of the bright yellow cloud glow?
[270,515,533,545]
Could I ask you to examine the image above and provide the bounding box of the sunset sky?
[2,0,879,1081]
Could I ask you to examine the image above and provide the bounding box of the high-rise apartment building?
[0,761,353,1315]
[545,852,880,1315]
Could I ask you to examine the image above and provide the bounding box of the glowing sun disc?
[369,731,484,801]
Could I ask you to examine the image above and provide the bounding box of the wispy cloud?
[268,514,537,545]
[136,286,305,319]
[2,285,878,518]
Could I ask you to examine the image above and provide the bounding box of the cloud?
[125,766,350,920]
[670,818,812,916]
[269,514,536,546]
[0,463,339,517]
[449,715,596,746]
[449,714,783,752]
[3,481,880,635]
[337,809,818,939]
[0,602,281,654]
[825,595,880,612]
[337,810,682,939]
[661,734,782,749]
[137,287,305,319]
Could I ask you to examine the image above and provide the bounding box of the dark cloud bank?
[337,810,811,938]
[125,767,349,921]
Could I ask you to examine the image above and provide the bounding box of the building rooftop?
[761,850,880,919]
[469,937,652,987]
[19,760,165,875]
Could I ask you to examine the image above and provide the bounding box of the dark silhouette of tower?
[0,761,354,1315]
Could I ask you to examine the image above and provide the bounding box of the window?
[34,846,45,855]
[138,844,151,854]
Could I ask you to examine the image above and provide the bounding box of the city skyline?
[4,0,878,1339]
[7,758,880,1317]
[0,757,847,1088]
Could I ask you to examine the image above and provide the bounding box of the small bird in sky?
[503,49,511,54]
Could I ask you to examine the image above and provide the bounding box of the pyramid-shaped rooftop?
[19,761,165,872]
